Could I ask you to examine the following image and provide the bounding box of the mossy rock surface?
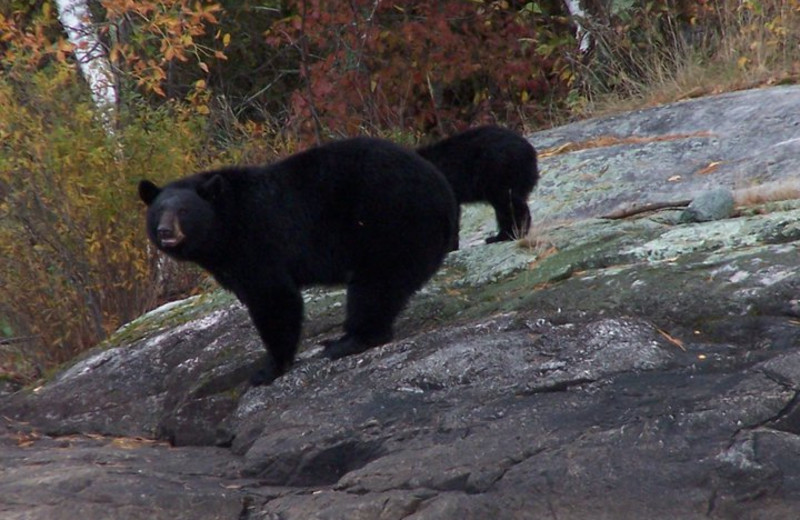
[3,86,800,520]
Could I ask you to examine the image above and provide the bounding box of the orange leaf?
[697,161,722,175]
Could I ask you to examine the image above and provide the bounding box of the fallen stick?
[601,199,692,220]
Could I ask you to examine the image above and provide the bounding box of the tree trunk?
[563,0,592,54]
[54,0,117,133]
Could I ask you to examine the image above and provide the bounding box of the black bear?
[417,125,538,247]
[139,137,457,385]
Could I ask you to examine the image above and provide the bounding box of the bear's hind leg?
[323,279,413,360]
[448,207,462,252]
[487,192,531,243]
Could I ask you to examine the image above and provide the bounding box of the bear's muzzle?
[156,210,185,248]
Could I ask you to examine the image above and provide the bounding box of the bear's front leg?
[241,284,304,385]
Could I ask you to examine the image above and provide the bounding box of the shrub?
[264,0,570,144]
[0,63,212,379]
[572,0,800,112]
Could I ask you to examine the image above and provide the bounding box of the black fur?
[418,125,538,247]
[139,137,458,384]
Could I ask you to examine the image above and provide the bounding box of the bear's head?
[138,174,228,262]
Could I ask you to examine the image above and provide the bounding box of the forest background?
[2,0,799,383]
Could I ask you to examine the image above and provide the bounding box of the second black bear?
[139,137,458,385]
[417,125,538,246]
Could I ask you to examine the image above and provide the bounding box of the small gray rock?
[681,188,736,222]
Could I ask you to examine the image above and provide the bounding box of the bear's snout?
[157,227,179,246]
[156,210,185,248]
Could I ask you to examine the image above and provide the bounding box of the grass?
[734,180,800,206]
[577,0,800,118]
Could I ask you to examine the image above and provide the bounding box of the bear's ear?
[198,174,228,202]
[138,180,161,206]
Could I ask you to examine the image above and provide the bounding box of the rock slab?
[3,86,800,519]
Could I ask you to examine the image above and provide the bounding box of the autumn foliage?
[0,65,211,378]
[3,0,800,381]
[264,0,566,144]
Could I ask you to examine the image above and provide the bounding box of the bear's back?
[417,126,538,203]
[226,137,457,286]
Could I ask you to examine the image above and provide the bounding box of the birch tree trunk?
[563,0,592,54]
[54,0,117,133]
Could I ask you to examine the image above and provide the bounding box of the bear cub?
[417,125,538,247]
[139,137,458,385]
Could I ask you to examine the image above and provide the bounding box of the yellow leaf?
[196,105,210,115]
[737,56,750,69]
[199,61,209,73]
[195,79,206,89]
[223,33,231,47]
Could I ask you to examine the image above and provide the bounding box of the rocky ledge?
[2,86,800,519]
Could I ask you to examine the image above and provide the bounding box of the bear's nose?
[157,227,175,241]
[157,226,183,248]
